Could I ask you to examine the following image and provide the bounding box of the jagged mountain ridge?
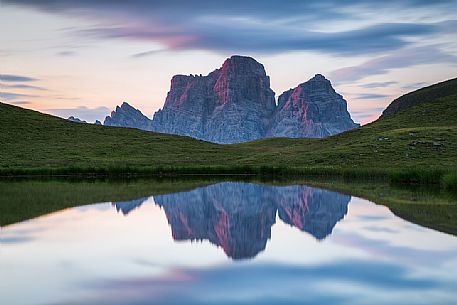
[104,102,154,130]
[103,56,359,143]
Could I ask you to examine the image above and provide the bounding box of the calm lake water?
[1,182,457,305]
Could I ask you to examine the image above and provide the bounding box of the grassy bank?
[1,88,457,185]
[1,164,455,192]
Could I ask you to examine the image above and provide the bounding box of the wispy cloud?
[8,100,32,105]
[355,93,392,100]
[360,81,398,88]
[4,1,457,56]
[330,46,457,82]
[0,74,38,82]
[351,107,386,121]
[78,22,444,56]
[402,82,429,90]
[0,91,36,101]
[1,83,47,91]
[130,50,164,58]
[56,50,77,56]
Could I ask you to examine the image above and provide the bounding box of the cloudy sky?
[1,0,457,123]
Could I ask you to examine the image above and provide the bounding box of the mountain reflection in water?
[113,182,350,259]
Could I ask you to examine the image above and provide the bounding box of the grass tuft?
[442,173,457,192]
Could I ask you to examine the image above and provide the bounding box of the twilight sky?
[1,0,457,124]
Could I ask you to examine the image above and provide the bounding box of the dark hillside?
[381,77,457,117]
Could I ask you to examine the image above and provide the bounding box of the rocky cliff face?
[104,102,153,130]
[104,57,359,143]
[152,55,276,143]
[268,74,359,138]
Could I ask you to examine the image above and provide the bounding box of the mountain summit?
[268,74,359,138]
[104,102,153,130]
[151,55,277,143]
[104,56,359,143]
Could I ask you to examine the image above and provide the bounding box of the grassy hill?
[1,81,457,185]
[381,77,457,117]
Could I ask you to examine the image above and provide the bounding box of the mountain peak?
[152,55,276,143]
[220,55,266,76]
[104,102,153,130]
[311,73,327,81]
[120,101,134,109]
[67,116,87,123]
[269,73,359,138]
[106,56,358,142]
[226,55,259,64]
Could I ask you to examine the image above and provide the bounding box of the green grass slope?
[381,77,457,117]
[1,90,457,179]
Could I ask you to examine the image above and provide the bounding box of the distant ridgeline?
[103,55,359,144]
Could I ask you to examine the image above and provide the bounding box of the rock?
[152,55,276,143]
[67,116,87,123]
[95,120,102,125]
[104,57,359,143]
[104,101,153,130]
[268,74,359,138]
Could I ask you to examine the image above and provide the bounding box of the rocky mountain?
[268,74,359,138]
[67,116,86,123]
[104,56,358,143]
[152,55,276,143]
[104,102,153,130]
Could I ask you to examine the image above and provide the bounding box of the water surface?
[1,182,456,305]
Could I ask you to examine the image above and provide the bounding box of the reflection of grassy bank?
[300,179,457,236]
[1,178,456,236]
[2,166,456,193]
[0,178,218,226]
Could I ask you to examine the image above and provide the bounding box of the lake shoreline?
[1,166,456,192]
[1,177,456,236]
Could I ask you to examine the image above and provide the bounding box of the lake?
[1,181,457,305]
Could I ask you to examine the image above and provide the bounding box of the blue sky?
[1,0,457,123]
